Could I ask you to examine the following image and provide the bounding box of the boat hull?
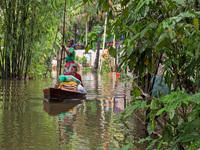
[43,88,86,101]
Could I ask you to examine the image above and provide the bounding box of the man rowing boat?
[61,41,75,73]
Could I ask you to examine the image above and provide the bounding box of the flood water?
[0,71,146,150]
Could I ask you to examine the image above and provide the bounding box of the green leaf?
[196,42,200,60]
[172,59,179,65]
[120,142,131,150]
[186,143,195,150]
[192,93,200,104]
[168,110,175,119]
[85,45,90,53]
[108,47,117,58]
[128,55,136,72]
[179,132,199,142]
[92,42,96,51]
[125,47,133,57]
[157,139,163,150]
[146,138,160,150]
[123,7,129,19]
[156,33,170,48]
[138,136,151,143]
[140,25,150,38]
[172,0,186,7]
[147,122,153,134]
[162,125,173,143]
[194,18,199,30]
[132,88,141,97]
[156,107,166,116]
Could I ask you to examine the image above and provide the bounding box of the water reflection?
[0,71,147,150]
[43,100,83,116]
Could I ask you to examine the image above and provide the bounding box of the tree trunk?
[5,1,13,78]
[93,31,102,71]
[85,19,89,46]
[102,12,107,51]
[74,24,77,45]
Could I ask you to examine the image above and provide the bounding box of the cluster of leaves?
[118,73,131,81]
[120,91,200,149]
[85,25,103,52]
[81,0,200,149]
[101,59,111,73]
[104,0,200,95]
[75,55,88,66]
[101,49,113,73]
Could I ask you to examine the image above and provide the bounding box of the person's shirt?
[64,72,83,86]
[51,59,57,66]
[65,47,75,63]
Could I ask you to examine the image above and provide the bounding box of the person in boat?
[61,41,75,73]
[64,65,83,87]
[64,65,86,93]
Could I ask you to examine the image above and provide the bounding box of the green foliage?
[81,1,200,147]
[118,74,131,81]
[85,25,103,51]
[0,0,82,79]
[75,55,88,67]
[81,56,87,66]
[120,91,200,149]
[101,60,111,73]
[84,67,91,72]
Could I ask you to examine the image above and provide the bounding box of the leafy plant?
[120,91,200,149]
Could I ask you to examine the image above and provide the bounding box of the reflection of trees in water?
[52,72,141,149]
[56,106,79,145]
[70,100,122,150]
[0,80,58,150]
[0,80,30,114]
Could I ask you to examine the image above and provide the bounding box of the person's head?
[71,65,77,74]
[67,41,72,48]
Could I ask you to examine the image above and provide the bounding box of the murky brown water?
[0,71,146,150]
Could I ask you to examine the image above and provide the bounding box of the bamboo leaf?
[125,46,132,57]
[128,55,136,72]
[156,33,170,48]
[193,18,199,30]
[156,107,166,116]
[123,7,129,19]
[157,139,163,150]
[196,42,200,60]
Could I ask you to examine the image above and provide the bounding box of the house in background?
[75,49,103,67]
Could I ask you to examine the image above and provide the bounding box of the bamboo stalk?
[59,0,67,75]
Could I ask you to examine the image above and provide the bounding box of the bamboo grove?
[0,0,70,79]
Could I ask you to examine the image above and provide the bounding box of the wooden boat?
[43,86,87,101]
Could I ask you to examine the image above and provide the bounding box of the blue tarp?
[151,75,169,98]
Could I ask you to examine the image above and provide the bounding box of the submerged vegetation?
[1,0,200,149]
